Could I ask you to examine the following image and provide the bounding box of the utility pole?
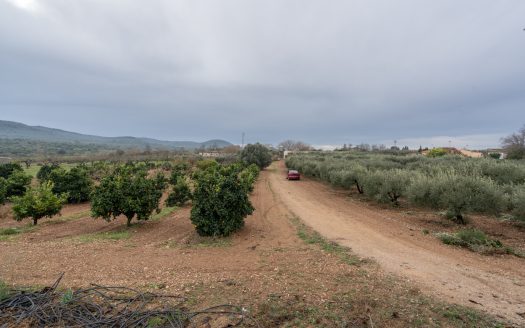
[241,132,245,148]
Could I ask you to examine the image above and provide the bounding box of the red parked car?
[287,169,300,180]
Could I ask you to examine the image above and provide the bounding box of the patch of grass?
[0,280,9,301]
[290,216,362,266]
[161,235,232,249]
[74,230,131,243]
[147,317,166,327]
[439,304,505,328]
[61,289,74,304]
[49,210,92,225]
[0,224,37,241]
[0,227,21,236]
[23,164,41,178]
[436,229,522,257]
[151,206,177,222]
[145,282,167,290]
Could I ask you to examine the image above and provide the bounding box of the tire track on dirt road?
[268,162,525,325]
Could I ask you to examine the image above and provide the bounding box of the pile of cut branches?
[0,274,260,327]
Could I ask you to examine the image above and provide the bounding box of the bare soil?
[0,162,519,327]
[271,161,525,325]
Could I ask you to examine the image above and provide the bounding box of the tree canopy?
[91,166,166,226]
[11,181,66,225]
[240,143,272,169]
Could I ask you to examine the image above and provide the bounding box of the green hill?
[0,120,232,157]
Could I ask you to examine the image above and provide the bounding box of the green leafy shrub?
[437,229,509,254]
[0,163,23,179]
[0,177,7,204]
[36,163,61,181]
[166,177,192,207]
[91,166,166,226]
[195,159,218,171]
[6,170,32,198]
[169,162,191,185]
[11,181,67,225]
[238,163,260,192]
[240,143,272,169]
[488,153,501,159]
[45,165,93,203]
[511,187,525,222]
[190,165,254,236]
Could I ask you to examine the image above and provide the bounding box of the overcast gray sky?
[1,0,524,148]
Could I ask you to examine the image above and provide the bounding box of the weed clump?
[436,229,521,257]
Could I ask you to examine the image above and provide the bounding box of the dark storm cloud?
[1,0,524,147]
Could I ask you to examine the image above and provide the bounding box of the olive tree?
[11,181,66,225]
[240,143,272,170]
[408,172,506,224]
[362,169,411,205]
[91,167,166,227]
[511,187,525,222]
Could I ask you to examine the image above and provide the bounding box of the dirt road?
[270,162,525,324]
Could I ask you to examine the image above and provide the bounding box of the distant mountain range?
[0,120,232,157]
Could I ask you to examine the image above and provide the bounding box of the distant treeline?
[0,138,116,157]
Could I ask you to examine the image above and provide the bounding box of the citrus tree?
[0,177,7,204]
[6,170,32,198]
[166,176,192,207]
[11,181,67,225]
[45,165,93,203]
[91,166,166,227]
[190,164,254,236]
[0,163,23,179]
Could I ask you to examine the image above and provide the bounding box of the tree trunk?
[126,217,132,227]
[33,218,38,225]
[455,214,466,225]
[355,180,363,194]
